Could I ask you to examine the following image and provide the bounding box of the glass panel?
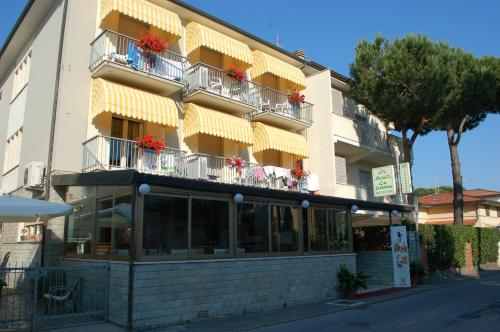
[271,205,300,252]
[302,208,309,252]
[113,195,132,256]
[95,198,113,256]
[127,121,140,140]
[111,117,124,138]
[237,203,269,254]
[142,195,188,256]
[66,201,94,255]
[328,209,350,251]
[66,186,96,203]
[310,208,328,251]
[352,209,391,251]
[191,199,230,255]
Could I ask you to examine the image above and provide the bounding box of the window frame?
[235,200,272,258]
[3,128,23,175]
[11,51,32,102]
[307,204,353,254]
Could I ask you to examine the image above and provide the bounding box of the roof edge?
[0,0,36,60]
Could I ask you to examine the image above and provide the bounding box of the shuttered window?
[335,156,347,184]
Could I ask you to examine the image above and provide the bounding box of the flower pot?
[344,289,357,299]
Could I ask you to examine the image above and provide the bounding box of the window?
[485,206,490,217]
[113,195,132,256]
[497,207,500,217]
[309,208,328,251]
[271,205,300,252]
[3,128,23,173]
[359,170,371,188]
[66,201,94,255]
[328,209,350,250]
[95,198,113,256]
[19,223,43,242]
[237,203,269,254]
[142,195,188,256]
[191,199,230,255]
[12,51,31,100]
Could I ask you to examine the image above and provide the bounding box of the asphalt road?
[249,273,500,332]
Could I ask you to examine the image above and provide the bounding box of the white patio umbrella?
[0,195,73,223]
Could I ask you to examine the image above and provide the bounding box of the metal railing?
[353,122,403,155]
[248,87,314,125]
[0,262,108,330]
[82,136,302,192]
[82,135,187,175]
[184,62,262,109]
[90,30,188,83]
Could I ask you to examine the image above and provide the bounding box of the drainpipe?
[41,0,69,267]
[127,180,138,330]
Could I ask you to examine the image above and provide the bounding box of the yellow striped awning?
[185,22,253,68]
[183,103,253,145]
[250,50,306,90]
[100,0,182,39]
[253,122,309,159]
[91,78,179,129]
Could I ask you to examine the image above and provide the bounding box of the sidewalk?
[50,269,499,332]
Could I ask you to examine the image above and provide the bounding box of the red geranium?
[135,135,165,154]
[135,32,167,53]
[288,90,305,103]
[291,163,309,180]
[226,65,246,82]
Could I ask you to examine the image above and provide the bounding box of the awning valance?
[183,103,253,145]
[91,78,179,129]
[100,0,182,39]
[185,22,253,67]
[250,50,306,90]
[253,122,309,158]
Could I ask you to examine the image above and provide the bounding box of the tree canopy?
[414,186,453,197]
[349,34,450,161]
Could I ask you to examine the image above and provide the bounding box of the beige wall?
[303,70,335,196]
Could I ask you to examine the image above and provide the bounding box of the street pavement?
[246,272,500,332]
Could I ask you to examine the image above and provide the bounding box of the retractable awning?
[252,122,309,158]
[183,103,253,145]
[91,78,179,129]
[185,22,253,68]
[0,196,73,223]
[250,50,306,90]
[100,0,182,39]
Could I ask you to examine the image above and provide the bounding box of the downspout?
[41,0,69,267]
[127,180,138,330]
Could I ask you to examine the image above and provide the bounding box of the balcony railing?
[83,136,301,192]
[335,182,395,204]
[247,87,313,125]
[184,62,261,109]
[90,30,188,83]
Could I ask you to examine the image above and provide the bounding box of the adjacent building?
[0,0,409,328]
[419,189,500,228]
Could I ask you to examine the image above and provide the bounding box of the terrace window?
[142,195,188,257]
[237,203,269,254]
[271,205,300,253]
[66,201,95,256]
[191,198,230,256]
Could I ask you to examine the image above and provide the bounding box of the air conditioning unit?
[24,162,45,188]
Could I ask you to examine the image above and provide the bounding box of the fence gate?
[0,263,109,331]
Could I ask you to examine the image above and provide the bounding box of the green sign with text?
[372,165,397,197]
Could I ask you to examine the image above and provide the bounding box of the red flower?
[135,33,167,53]
[226,65,246,82]
[136,135,165,154]
[288,90,305,103]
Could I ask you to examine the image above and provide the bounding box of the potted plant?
[290,162,310,192]
[337,264,369,299]
[136,135,165,155]
[134,32,167,70]
[225,65,246,82]
[410,261,427,286]
[288,90,305,104]
[228,156,247,183]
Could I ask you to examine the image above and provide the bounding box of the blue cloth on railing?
[127,43,139,70]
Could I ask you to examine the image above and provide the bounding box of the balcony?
[82,136,302,192]
[89,30,188,95]
[247,88,313,130]
[183,63,261,115]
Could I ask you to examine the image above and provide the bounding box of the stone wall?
[356,251,393,286]
[132,254,356,330]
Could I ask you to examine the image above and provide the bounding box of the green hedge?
[419,224,500,271]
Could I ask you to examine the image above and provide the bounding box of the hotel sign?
[372,165,396,197]
[399,162,413,194]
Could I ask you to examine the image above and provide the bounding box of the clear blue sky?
[1,0,499,190]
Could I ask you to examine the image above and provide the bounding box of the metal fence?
[184,62,262,109]
[252,87,314,124]
[0,262,109,331]
[90,30,188,83]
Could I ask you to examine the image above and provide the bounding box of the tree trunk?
[402,138,414,206]
[448,130,464,226]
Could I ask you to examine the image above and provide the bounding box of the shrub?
[337,264,369,292]
[420,224,500,271]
